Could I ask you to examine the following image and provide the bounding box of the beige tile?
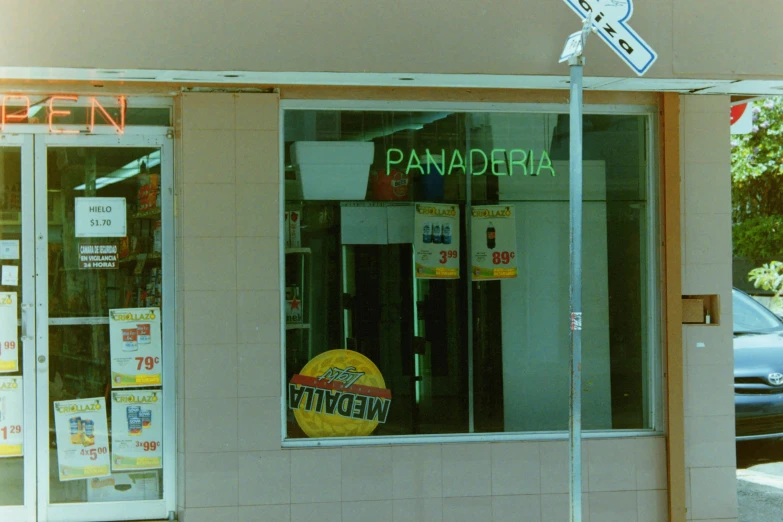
[291,502,341,522]
[492,494,542,522]
[182,184,237,238]
[393,498,443,522]
[681,95,730,115]
[238,397,282,451]
[183,507,238,522]
[587,438,636,492]
[491,442,540,495]
[342,446,392,501]
[683,162,731,215]
[683,322,734,367]
[185,452,238,507]
[684,364,735,417]
[236,130,280,184]
[238,504,290,522]
[682,111,731,165]
[634,437,668,490]
[238,451,290,505]
[342,500,392,522]
[237,290,280,344]
[236,183,280,237]
[442,443,491,497]
[183,129,236,184]
[637,490,668,522]
[238,343,281,397]
[290,449,341,503]
[685,416,736,469]
[236,93,279,131]
[183,93,235,130]
[184,290,237,345]
[185,398,238,453]
[539,440,589,494]
[689,467,738,520]
[683,213,732,266]
[442,497,492,522]
[589,491,637,522]
[185,344,238,398]
[183,237,237,291]
[178,396,186,448]
[237,236,279,290]
[392,444,442,499]
[540,493,590,522]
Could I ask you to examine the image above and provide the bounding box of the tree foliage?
[732,97,783,260]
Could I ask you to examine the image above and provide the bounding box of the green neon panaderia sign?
[386,148,556,177]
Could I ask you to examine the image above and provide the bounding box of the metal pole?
[568,55,584,522]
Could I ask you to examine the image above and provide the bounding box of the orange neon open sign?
[0,95,126,134]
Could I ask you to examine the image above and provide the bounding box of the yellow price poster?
[109,308,162,388]
[471,205,518,280]
[111,390,163,471]
[0,377,23,457]
[0,293,19,373]
[414,203,460,279]
[54,398,111,481]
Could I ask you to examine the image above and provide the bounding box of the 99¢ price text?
[136,441,161,452]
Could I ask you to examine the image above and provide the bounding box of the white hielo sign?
[74,197,127,238]
[563,0,657,75]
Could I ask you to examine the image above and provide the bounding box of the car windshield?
[733,289,783,334]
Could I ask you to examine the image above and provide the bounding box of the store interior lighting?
[75,150,160,191]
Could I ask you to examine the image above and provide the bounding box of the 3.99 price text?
[439,250,458,264]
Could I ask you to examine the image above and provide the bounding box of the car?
[733,287,783,441]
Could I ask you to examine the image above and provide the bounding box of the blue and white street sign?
[562,0,657,76]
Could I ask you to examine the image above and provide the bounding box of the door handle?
[20,303,33,342]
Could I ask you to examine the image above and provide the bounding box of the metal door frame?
[32,132,175,522]
[0,133,37,522]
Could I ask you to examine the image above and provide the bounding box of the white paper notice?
[53,398,111,481]
[74,197,127,238]
[387,205,415,244]
[0,376,23,457]
[0,293,18,373]
[340,204,388,245]
[0,241,19,260]
[2,266,18,286]
[111,390,163,471]
[109,308,162,388]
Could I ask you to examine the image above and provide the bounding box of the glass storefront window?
[282,106,658,441]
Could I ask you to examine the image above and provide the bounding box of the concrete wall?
[680,94,737,521]
[4,1,783,81]
[173,92,669,522]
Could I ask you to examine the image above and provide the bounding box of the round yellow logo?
[289,349,391,438]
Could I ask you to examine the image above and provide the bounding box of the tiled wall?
[175,93,668,522]
[680,95,738,521]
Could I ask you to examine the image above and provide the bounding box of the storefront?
[0,95,176,521]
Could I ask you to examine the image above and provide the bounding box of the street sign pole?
[559,16,591,522]
[568,51,584,522]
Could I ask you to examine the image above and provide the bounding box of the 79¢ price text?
[135,356,160,371]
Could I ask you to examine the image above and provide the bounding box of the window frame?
[279,99,663,448]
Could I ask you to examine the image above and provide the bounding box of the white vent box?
[290,141,375,200]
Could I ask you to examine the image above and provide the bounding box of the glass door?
[0,135,37,522]
[35,134,174,522]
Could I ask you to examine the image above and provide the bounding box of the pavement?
[737,442,783,522]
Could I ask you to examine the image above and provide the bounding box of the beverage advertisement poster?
[413,203,460,279]
[109,308,162,388]
[53,398,111,481]
[0,293,19,373]
[111,390,163,471]
[0,376,23,457]
[471,205,518,280]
